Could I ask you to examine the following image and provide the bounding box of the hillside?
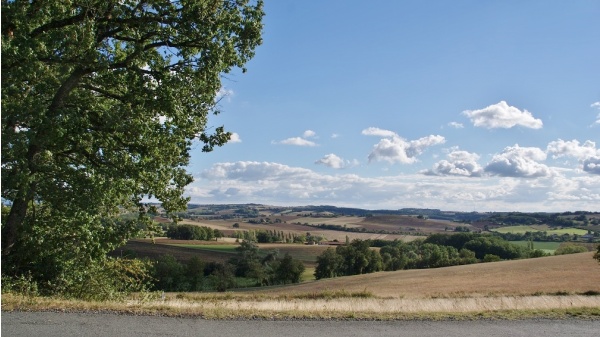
[248,252,600,298]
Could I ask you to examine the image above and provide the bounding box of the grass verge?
[3,292,599,321]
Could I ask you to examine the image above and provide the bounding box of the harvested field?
[249,252,600,298]
[359,215,460,233]
[109,240,232,263]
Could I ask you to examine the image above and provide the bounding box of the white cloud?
[315,153,357,169]
[484,145,553,178]
[331,133,340,139]
[448,122,464,128]
[422,150,484,177]
[363,128,446,164]
[274,137,318,147]
[361,127,398,138]
[462,101,543,129]
[547,139,600,175]
[583,156,600,175]
[547,139,597,160]
[190,161,600,211]
[229,132,242,143]
[303,130,317,138]
[592,102,600,126]
[201,161,314,181]
[274,130,319,147]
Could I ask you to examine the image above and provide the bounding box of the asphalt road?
[3,311,600,337]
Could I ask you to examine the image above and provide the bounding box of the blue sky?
[186,0,600,212]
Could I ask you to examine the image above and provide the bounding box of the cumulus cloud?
[448,122,464,129]
[582,156,600,175]
[422,150,484,177]
[463,101,543,129]
[363,128,445,164]
[274,130,319,147]
[361,127,398,138]
[484,145,553,178]
[229,132,242,143]
[547,139,597,160]
[190,161,600,211]
[303,130,317,138]
[315,153,357,169]
[275,137,317,147]
[547,139,600,175]
[201,161,314,181]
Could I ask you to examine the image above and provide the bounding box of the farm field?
[246,252,600,299]
[166,216,421,242]
[111,239,234,263]
[114,238,333,270]
[492,225,589,235]
[509,241,561,253]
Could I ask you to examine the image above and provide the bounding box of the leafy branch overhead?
[1,0,264,298]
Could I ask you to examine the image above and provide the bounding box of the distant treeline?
[165,224,223,241]
[492,230,598,242]
[485,212,598,227]
[314,233,546,280]
[300,222,427,236]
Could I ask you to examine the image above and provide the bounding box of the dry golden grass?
[250,252,600,298]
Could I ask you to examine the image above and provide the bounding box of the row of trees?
[314,234,542,280]
[231,229,325,244]
[493,230,598,242]
[165,224,223,241]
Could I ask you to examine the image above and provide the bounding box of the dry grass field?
[359,215,463,233]
[250,252,600,299]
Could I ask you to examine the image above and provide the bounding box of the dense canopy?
[1,0,264,295]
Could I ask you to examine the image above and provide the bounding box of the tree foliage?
[165,224,222,240]
[314,236,529,280]
[1,0,264,297]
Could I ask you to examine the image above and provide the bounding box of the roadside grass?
[3,292,599,320]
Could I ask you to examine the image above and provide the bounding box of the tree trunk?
[2,190,31,256]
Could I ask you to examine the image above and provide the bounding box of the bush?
[555,244,588,255]
[483,254,501,262]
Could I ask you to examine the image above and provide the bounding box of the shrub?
[483,254,501,262]
[555,244,588,255]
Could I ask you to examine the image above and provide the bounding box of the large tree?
[1,0,263,292]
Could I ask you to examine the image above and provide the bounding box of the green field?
[509,241,561,253]
[167,244,238,254]
[492,225,588,235]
